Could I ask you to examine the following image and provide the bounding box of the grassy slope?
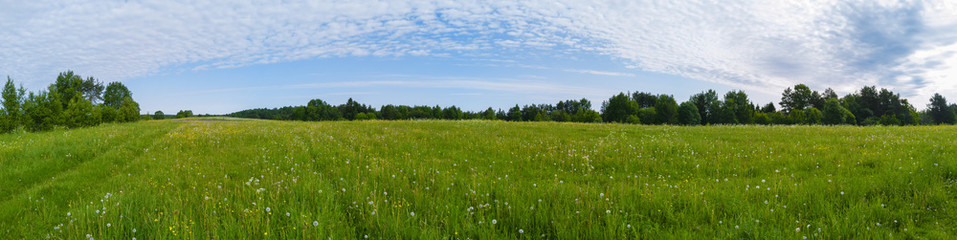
[1,119,955,239]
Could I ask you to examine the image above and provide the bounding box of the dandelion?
[107,223,111,227]
[606,210,611,214]
[841,191,844,195]
[67,212,71,216]
[627,224,631,228]
[133,228,137,233]
[286,212,291,217]
[796,227,801,232]
[492,219,497,224]
[519,229,524,234]
[313,221,319,227]
[410,212,415,217]
[266,207,271,213]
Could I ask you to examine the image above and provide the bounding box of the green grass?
[1,119,955,239]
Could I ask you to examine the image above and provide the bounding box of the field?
[1,119,956,239]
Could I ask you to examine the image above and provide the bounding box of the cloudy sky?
[2,0,956,114]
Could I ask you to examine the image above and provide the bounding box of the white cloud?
[1,0,956,108]
[563,69,636,77]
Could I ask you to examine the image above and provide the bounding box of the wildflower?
[492,219,497,224]
[133,228,137,233]
[286,212,291,217]
[266,207,271,213]
[410,212,415,217]
[606,210,611,214]
[796,227,801,232]
[519,229,524,234]
[313,221,319,227]
[107,223,111,227]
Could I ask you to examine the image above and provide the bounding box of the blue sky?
[2,1,956,114]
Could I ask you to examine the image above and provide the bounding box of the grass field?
[1,119,956,239]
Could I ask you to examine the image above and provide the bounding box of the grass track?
[1,119,956,239]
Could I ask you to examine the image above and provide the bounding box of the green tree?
[1,77,25,132]
[631,92,658,108]
[805,107,823,125]
[103,82,132,109]
[65,94,98,128]
[654,94,678,124]
[822,98,850,125]
[507,105,522,121]
[723,90,753,124]
[118,96,141,122]
[483,107,497,120]
[601,93,639,123]
[690,90,719,125]
[153,110,165,120]
[677,101,701,125]
[82,77,105,104]
[638,108,656,125]
[928,93,956,125]
[23,91,64,131]
[780,84,813,113]
[99,104,118,122]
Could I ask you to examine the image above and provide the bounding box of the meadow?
[1,119,955,239]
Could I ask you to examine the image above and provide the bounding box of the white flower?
[133,228,136,233]
[266,207,271,212]
[492,219,497,224]
[67,212,71,216]
[519,229,524,234]
[286,212,290,217]
[313,221,319,227]
[106,223,111,227]
[410,212,415,217]
[796,227,801,232]
[606,210,611,214]
[841,191,844,195]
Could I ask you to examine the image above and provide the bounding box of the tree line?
[1,71,141,133]
[230,83,957,126]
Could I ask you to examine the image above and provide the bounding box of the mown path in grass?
[1,119,956,239]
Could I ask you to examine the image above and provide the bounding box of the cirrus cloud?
[1,0,956,107]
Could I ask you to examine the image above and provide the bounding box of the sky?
[1,0,956,114]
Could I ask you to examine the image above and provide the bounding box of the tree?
[507,105,522,121]
[677,101,701,125]
[118,96,141,122]
[23,91,63,131]
[654,94,678,124]
[103,82,132,109]
[928,93,956,125]
[52,71,85,109]
[690,90,719,125]
[638,108,656,125]
[176,110,194,118]
[65,94,98,128]
[482,107,497,120]
[82,77,105,104]
[805,107,822,125]
[723,90,753,124]
[631,92,658,108]
[1,77,25,132]
[760,102,776,113]
[780,84,813,113]
[153,110,165,120]
[601,93,639,123]
[822,98,851,125]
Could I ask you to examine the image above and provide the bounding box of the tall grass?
[1,119,955,238]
